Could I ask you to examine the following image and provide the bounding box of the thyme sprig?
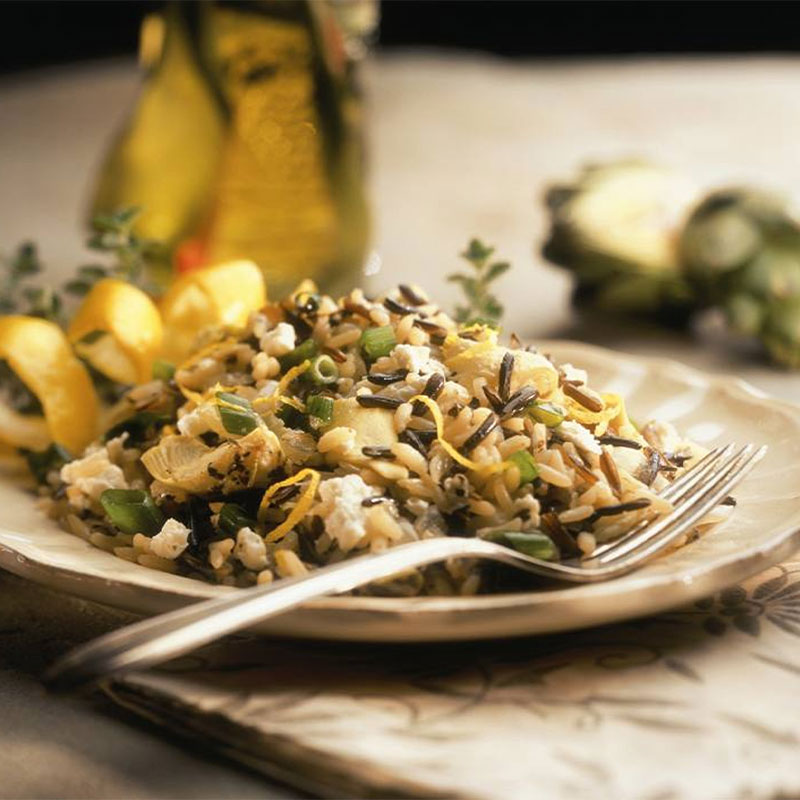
[448,238,510,326]
[0,207,163,323]
[0,241,63,322]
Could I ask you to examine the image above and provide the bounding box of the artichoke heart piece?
[542,161,698,318]
[330,398,397,449]
[141,427,282,494]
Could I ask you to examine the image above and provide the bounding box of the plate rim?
[1,340,799,639]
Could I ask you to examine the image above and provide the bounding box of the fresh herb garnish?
[448,238,510,326]
[0,242,62,322]
[0,207,163,322]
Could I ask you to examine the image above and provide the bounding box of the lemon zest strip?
[258,468,321,541]
[253,360,311,412]
[409,394,509,475]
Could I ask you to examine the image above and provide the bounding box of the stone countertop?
[1,52,800,798]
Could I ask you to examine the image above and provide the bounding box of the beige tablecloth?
[110,559,800,799]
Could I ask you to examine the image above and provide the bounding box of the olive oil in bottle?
[91,1,375,295]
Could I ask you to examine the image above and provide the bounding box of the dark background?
[1,1,800,74]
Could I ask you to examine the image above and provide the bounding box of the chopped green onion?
[216,391,250,409]
[484,530,557,561]
[360,325,397,360]
[216,391,258,436]
[100,488,164,535]
[504,531,558,560]
[22,443,71,484]
[307,394,334,423]
[528,401,566,428]
[508,450,538,483]
[309,354,339,385]
[151,359,176,381]
[279,338,318,370]
[218,503,256,537]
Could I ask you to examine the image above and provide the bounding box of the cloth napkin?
[104,559,800,800]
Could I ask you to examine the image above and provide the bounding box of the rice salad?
[36,282,710,596]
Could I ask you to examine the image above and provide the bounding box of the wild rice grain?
[500,386,538,419]
[499,352,514,400]
[412,373,445,416]
[398,284,426,305]
[460,414,499,453]
[562,382,605,412]
[483,385,504,412]
[399,428,427,455]
[360,447,397,465]
[598,434,642,449]
[384,297,418,316]
[593,498,652,517]
[356,394,404,410]
[599,447,622,495]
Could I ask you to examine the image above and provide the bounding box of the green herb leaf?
[218,503,257,537]
[100,488,164,535]
[486,261,510,281]
[450,238,511,325]
[462,238,494,264]
[64,279,93,296]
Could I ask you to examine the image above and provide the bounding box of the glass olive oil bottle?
[91,1,375,295]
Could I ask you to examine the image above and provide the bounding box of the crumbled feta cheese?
[561,362,588,385]
[558,420,602,455]
[234,526,268,570]
[314,474,376,551]
[391,344,444,376]
[177,401,228,438]
[260,322,296,357]
[60,448,128,504]
[149,518,191,560]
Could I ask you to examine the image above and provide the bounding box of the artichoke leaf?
[141,427,282,494]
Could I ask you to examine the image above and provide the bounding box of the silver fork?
[45,443,765,692]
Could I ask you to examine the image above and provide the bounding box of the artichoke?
[680,189,800,366]
[542,161,697,322]
[542,162,800,367]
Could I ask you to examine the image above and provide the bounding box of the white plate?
[1,341,799,642]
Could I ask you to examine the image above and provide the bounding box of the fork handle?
[44,537,521,692]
